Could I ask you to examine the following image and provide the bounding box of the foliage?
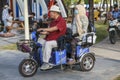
[0,44,17,50]
[64,0,107,5]
[94,0,101,4]
[114,75,120,80]
[95,20,108,43]
[63,0,79,7]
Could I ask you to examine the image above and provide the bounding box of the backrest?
[81,32,97,47]
[56,28,73,50]
[57,35,66,50]
[65,28,73,40]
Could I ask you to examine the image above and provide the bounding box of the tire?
[109,31,116,44]
[79,53,95,71]
[19,59,38,77]
[116,29,120,37]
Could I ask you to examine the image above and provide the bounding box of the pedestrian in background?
[2,4,10,33]
[6,9,14,33]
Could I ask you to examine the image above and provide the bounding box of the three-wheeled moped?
[17,28,96,77]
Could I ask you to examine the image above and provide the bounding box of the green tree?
[64,0,71,7]
[64,0,79,7]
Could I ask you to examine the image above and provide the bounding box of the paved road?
[0,50,120,80]
[0,32,120,80]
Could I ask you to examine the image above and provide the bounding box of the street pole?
[111,0,113,6]
[24,0,30,40]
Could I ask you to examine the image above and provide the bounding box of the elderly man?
[37,5,66,70]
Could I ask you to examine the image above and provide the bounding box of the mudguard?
[79,52,95,62]
[109,28,116,32]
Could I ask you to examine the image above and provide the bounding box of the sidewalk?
[91,47,120,60]
[0,30,24,46]
[91,37,120,60]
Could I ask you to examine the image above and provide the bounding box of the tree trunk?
[104,0,108,24]
[110,0,112,7]
[88,0,94,32]
[89,0,94,25]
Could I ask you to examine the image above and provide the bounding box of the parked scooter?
[109,18,120,44]
[17,28,96,77]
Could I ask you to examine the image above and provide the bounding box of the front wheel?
[79,53,95,71]
[19,59,38,77]
[109,31,116,44]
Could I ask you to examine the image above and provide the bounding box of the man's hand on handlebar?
[37,28,44,32]
[40,31,49,35]
[37,28,49,35]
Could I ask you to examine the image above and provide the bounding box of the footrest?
[52,47,58,51]
[16,40,34,53]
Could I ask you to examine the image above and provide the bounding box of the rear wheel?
[109,31,116,44]
[79,53,95,71]
[19,59,38,77]
[116,29,120,37]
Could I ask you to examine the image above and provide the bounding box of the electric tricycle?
[17,28,96,77]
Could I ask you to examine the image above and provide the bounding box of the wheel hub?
[83,57,93,69]
[25,64,31,72]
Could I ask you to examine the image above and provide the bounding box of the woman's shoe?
[67,58,76,65]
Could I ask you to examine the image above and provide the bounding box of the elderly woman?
[74,4,89,37]
[68,4,89,64]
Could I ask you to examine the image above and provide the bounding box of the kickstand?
[69,64,73,70]
[61,64,64,71]
[60,50,64,71]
